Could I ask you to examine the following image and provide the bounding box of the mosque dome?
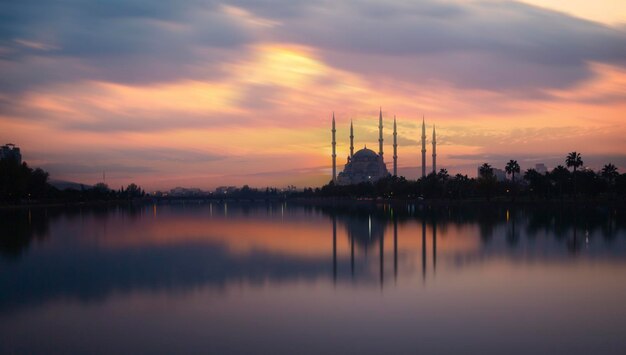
[352,147,378,160]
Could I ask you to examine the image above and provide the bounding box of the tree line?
[301,152,625,201]
[0,158,145,204]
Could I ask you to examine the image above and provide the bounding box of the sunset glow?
[1,0,625,190]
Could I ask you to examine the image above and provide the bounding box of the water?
[1,202,625,354]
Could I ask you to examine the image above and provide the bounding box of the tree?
[28,168,50,198]
[449,173,471,199]
[437,168,450,198]
[478,163,496,201]
[601,163,618,185]
[437,168,449,181]
[479,163,494,179]
[125,183,143,198]
[565,152,583,172]
[550,165,569,199]
[505,160,520,183]
[566,152,583,197]
[89,183,112,200]
[524,169,545,199]
[0,159,53,202]
[505,160,521,201]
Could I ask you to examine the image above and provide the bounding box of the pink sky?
[1,1,625,191]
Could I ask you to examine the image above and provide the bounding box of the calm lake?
[1,202,625,354]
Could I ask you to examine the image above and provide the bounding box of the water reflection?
[1,202,626,354]
[1,203,625,296]
[0,208,50,259]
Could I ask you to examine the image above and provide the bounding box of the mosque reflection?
[330,206,439,286]
[320,201,626,287]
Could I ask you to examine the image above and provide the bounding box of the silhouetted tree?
[566,152,583,197]
[505,160,520,183]
[0,159,52,202]
[449,173,472,199]
[437,168,450,197]
[125,183,143,198]
[577,169,602,198]
[601,163,618,185]
[616,173,626,196]
[478,163,496,201]
[505,160,520,200]
[550,165,569,199]
[524,168,548,199]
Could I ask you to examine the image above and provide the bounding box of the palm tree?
[524,168,540,199]
[565,152,583,172]
[504,160,520,201]
[478,163,496,201]
[601,163,618,185]
[565,152,583,197]
[437,168,450,197]
[479,163,493,179]
[551,165,569,199]
[437,168,449,181]
[505,160,520,183]
[451,173,470,199]
[601,163,619,199]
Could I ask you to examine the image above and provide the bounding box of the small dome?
[352,148,378,160]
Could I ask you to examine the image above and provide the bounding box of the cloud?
[30,147,224,165]
[261,0,626,92]
[124,148,225,163]
[40,162,155,175]
[3,0,626,96]
[0,1,255,92]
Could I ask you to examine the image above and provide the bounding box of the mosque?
[331,109,437,185]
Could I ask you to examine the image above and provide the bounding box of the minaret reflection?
[433,218,437,273]
[332,213,337,284]
[421,218,427,281]
[328,210,399,287]
[379,224,384,287]
[393,215,398,282]
[350,228,355,279]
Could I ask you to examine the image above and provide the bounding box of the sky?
[1,0,625,191]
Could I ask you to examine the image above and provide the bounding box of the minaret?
[350,119,354,159]
[393,115,398,176]
[432,125,437,174]
[421,116,426,178]
[378,107,384,159]
[332,112,336,183]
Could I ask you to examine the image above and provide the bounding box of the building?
[493,168,507,182]
[331,110,438,184]
[335,109,391,185]
[337,146,389,185]
[0,143,22,164]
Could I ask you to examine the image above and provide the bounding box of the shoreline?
[1,195,623,210]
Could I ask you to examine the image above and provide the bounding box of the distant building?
[0,143,22,164]
[493,168,507,181]
[535,163,547,174]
